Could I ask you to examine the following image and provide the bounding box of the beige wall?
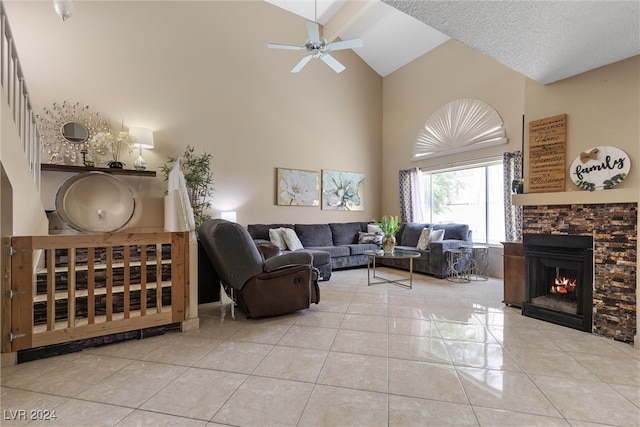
[382,40,527,217]
[382,42,639,212]
[5,1,383,230]
[524,55,639,195]
[381,41,638,278]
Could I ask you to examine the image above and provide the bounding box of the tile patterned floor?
[2,269,639,426]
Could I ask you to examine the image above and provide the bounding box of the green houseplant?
[160,145,214,232]
[373,215,400,253]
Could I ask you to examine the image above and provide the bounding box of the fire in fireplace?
[523,234,593,332]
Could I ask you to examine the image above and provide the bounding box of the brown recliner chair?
[198,219,320,318]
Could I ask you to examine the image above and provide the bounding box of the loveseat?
[379,222,473,279]
[247,221,472,279]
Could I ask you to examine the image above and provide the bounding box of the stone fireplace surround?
[522,202,637,343]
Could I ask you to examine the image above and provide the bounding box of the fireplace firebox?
[523,234,593,332]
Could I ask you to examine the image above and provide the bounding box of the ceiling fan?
[268,21,363,73]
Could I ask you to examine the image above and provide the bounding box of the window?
[420,161,505,245]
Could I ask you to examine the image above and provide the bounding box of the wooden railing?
[0,1,41,189]
[2,232,188,353]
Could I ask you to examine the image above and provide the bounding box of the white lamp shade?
[129,127,155,149]
[221,211,237,222]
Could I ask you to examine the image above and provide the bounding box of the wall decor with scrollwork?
[37,101,109,165]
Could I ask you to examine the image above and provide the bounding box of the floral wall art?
[276,168,320,206]
[322,170,365,211]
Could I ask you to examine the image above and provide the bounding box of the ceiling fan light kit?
[268,21,362,73]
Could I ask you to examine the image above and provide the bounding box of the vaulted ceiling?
[269,0,640,83]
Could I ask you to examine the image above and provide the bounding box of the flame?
[551,277,577,294]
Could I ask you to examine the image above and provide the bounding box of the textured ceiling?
[270,0,640,83]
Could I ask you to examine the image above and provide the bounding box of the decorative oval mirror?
[60,121,89,143]
[55,172,136,232]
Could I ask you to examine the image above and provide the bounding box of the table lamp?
[129,127,155,171]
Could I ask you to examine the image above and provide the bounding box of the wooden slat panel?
[31,232,172,250]
[87,248,95,324]
[67,249,75,328]
[32,312,173,348]
[123,245,130,319]
[140,244,147,316]
[106,247,113,322]
[1,237,13,353]
[46,249,55,331]
[5,232,188,354]
[171,233,186,323]
[9,236,34,351]
[156,243,162,313]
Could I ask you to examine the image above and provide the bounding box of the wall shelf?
[512,188,638,206]
[41,163,156,177]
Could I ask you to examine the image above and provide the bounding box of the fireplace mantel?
[512,188,638,206]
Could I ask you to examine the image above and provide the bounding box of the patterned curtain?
[398,168,424,223]
[503,151,523,241]
[399,169,412,222]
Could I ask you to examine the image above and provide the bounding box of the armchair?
[198,219,320,318]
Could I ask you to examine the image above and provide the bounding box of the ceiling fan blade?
[326,38,363,51]
[267,43,305,51]
[291,55,312,73]
[306,21,320,42]
[320,54,346,73]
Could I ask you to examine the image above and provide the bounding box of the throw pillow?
[269,228,287,250]
[416,227,433,250]
[281,227,304,251]
[358,231,383,245]
[367,223,382,233]
[401,222,425,247]
[430,228,445,243]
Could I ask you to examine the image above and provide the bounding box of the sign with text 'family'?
[528,114,566,193]
[569,146,630,191]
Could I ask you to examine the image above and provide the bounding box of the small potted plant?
[373,215,400,253]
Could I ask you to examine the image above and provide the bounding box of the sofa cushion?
[400,222,426,247]
[304,245,351,258]
[346,243,380,255]
[247,224,294,240]
[295,224,334,247]
[329,222,362,245]
[433,223,469,241]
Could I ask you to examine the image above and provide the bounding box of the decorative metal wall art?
[37,101,109,164]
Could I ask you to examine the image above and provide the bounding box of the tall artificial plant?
[161,145,214,232]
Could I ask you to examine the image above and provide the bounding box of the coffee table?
[364,249,421,289]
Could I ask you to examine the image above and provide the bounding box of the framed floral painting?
[276,168,320,206]
[322,170,365,211]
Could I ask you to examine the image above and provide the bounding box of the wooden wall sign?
[528,114,566,193]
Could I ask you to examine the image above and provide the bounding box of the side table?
[469,245,489,281]
[446,247,471,282]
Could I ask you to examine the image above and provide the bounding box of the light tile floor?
[2,269,639,426]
